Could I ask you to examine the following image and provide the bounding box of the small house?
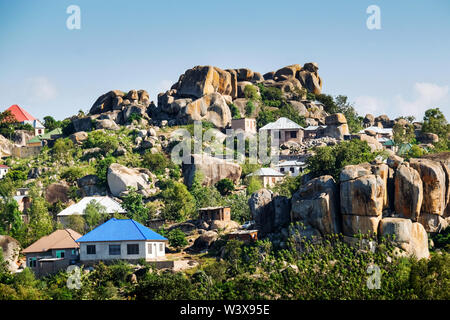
[6,105,45,136]
[198,206,231,222]
[0,164,9,179]
[259,117,304,144]
[76,218,168,263]
[359,126,393,140]
[247,167,285,188]
[27,128,63,147]
[303,125,327,140]
[22,229,82,277]
[57,196,126,226]
[231,118,257,134]
[274,160,306,177]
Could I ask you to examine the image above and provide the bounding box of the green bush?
[84,130,119,154]
[166,229,188,248]
[95,156,116,185]
[142,152,168,175]
[215,178,235,196]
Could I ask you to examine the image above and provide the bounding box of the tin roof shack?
[199,206,231,222]
[22,229,82,277]
[227,230,258,242]
[246,167,285,188]
[303,125,327,140]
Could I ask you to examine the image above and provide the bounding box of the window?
[86,245,96,255]
[290,168,295,173]
[148,243,152,254]
[28,257,37,268]
[279,168,284,172]
[127,244,139,255]
[109,245,121,256]
[290,131,297,138]
[71,249,76,256]
[159,243,164,252]
[55,250,65,258]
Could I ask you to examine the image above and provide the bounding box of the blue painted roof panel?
[76,218,167,242]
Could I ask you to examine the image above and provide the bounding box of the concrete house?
[0,164,9,179]
[274,160,306,177]
[76,218,168,264]
[22,229,82,277]
[57,196,126,226]
[231,118,257,134]
[259,117,304,144]
[247,167,285,188]
[6,105,45,136]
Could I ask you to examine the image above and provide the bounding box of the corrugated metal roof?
[76,218,167,242]
[22,229,82,253]
[6,105,36,122]
[359,126,393,135]
[274,160,306,167]
[247,168,285,177]
[259,117,303,130]
[57,196,125,216]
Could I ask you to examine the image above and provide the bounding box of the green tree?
[142,152,168,175]
[166,229,188,249]
[160,181,195,222]
[229,103,241,119]
[43,116,61,131]
[84,200,108,231]
[63,214,86,234]
[422,107,450,150]
[246,176,263,195]
[245,100,256,117]
[52,138,74,161]
[121,188,149,224]
[306,139,377,181]
[96,156,116,185]
[84,130,119,154]
[215,178,235,196]
[243,85,259,100]
[393,122,415,145]
[24,189,54,247]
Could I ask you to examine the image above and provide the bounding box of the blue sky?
[0,0,449,122]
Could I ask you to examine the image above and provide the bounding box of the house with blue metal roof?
[76,218,168,263]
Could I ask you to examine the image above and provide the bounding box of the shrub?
[95,156,116,185]
[229,103,241,119]
[215,178,235,196]
[84,130,119,154]
[166,229,188,249]
[142,152,168,175]
[121,188,149,224]
[245,100,256,117]
[243,85,259,100]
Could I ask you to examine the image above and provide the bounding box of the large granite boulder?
[72,117,94,132]
[181,93,232,129]
[394,164,423,221]
[45,182,70,204]
[0,134,13,157]
[107,163,156,197]
[192,230,219,251]
[291,175,340,236]
[379,218,429,260]
[296,62,323,95]
[249,189,274,235]
[340,165,385,217]
[175,66,236,99]
[0,235,21,272]
[77,174,102,197]
[410,158,446,215]
[324,114,349,140]
[89,89,150,115]
[182,154,242,189]
[69,131,88,145]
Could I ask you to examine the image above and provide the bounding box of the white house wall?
[79,240,166,262]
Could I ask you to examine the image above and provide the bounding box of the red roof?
[0,164,9,169]
[6,105,36,122]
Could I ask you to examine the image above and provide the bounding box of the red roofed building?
[5,105,45,136]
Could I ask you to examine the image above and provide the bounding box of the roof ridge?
[130,219,148,240]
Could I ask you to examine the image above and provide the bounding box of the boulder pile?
[249,152,450,260]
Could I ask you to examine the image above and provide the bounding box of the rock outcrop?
[107,163,156,197]
[291,175,340,236]
[379,218,429,259]
[182,154,242,188]
[394,164,423,221]
[324,113,349,140]
[0,235,21,272]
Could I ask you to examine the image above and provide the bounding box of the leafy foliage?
[306,139,378,181]
[215,178,235,196]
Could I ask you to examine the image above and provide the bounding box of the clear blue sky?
[0,0,449,122]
